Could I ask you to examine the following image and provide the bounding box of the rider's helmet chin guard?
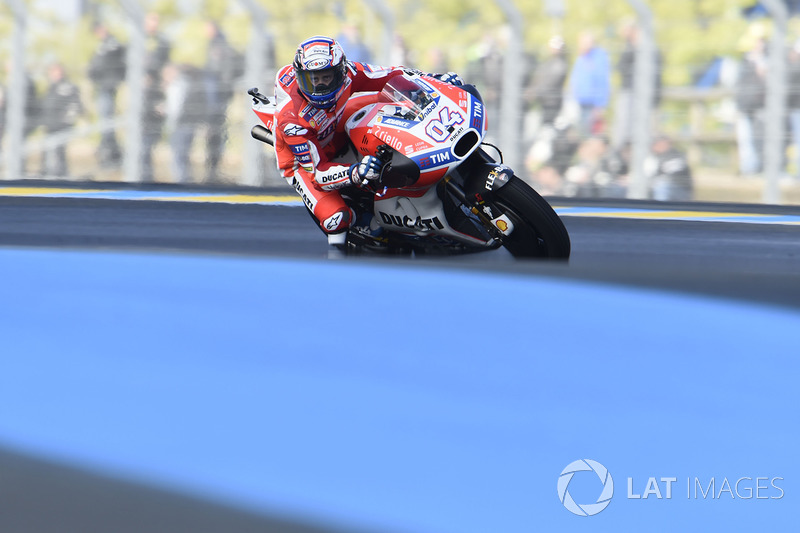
[293,36,348,109]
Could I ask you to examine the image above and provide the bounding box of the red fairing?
[344,74,483,192]
[254,108,274,131]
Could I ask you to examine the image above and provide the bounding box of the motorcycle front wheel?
[491,176,571,259]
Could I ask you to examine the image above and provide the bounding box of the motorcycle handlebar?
[248,87,271,104]
[375,144,393,164]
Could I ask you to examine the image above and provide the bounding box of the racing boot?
[347,213,390,253]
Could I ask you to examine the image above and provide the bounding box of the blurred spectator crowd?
[460,22,692,202]
[459,17,800,201]
[4,9,800,202]
[0,12,248,184]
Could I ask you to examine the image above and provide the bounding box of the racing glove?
[433,71,464,86]
[350,155,384,188]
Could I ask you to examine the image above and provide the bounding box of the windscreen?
[378,76,434,120]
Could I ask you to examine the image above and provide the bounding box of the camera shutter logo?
[557,459,614,516]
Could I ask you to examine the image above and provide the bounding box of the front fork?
[442,176,515,242]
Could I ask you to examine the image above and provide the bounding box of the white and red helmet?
[293,36,348,109]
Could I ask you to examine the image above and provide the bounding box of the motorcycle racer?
[273,35,463,247]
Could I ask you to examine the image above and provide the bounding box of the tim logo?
[417,150,451,169]
[471,100,484,129]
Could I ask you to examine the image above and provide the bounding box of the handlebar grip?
[251,125,274,146]
[248,87,271,104]
[375,144,393,163]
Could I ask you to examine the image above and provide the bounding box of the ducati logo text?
[379,212,445,231]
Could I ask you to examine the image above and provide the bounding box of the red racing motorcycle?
[249,72,570,259]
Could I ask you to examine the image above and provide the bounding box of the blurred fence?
[3,1,800,204]
[0,0,280,188]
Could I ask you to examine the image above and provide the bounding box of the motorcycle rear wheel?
[491,176,571,259]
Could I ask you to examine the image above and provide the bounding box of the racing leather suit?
[273,61,405,237]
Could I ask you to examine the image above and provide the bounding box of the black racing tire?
[491,176,571,259]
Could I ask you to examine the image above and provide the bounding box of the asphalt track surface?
[2,184,800,532]
[2,188,800,309]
